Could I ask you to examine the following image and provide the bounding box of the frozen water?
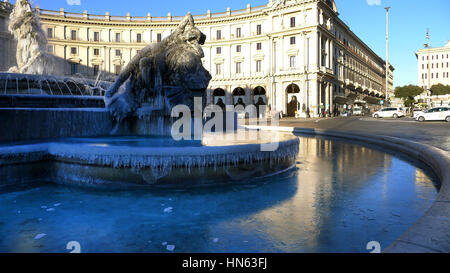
[163,207,173,213]
[34,234,46,240]
[166,245,175,251]
[0,136,439,253]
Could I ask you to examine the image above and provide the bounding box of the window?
[290,17,296,28]
[215,63,222,75]
[70,47,77,55]
[256,42,262,50]
[94,32,99,42]
[216,30,222,40]
[422,64,424,69]
[256,24,262,35]
[47,28,53,39]
[47,45,53,54]
[93,65,99,76]
[94,48,100,56]
[115,65,122,75]
[236,45,241,53]
[157,33,162,42]
[216,47,222,54]
[236,27,241,38]
[71,30,77,40]
[290,37,296,45]
[290,56,296,68]
[136,33,142,43]
[236,62,242,74]
[70,63,78,75]
[115,33,121,42]
[115,49,121,57]
[256,60,262,72]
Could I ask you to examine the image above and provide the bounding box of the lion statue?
[8,0,54,75]
[104,13,212,121]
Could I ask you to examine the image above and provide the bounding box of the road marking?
[359,118,417,123]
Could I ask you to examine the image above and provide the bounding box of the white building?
[415,40,450,107]
[416,40,450,90]
[0,0,393,117]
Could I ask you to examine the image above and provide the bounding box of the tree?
[394,85,424,107]
[430,84,450,96]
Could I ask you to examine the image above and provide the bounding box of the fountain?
[0,11,299,188]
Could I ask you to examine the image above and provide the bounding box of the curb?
[245,125,450,253]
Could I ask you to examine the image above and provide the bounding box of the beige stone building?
[0,0,393,117]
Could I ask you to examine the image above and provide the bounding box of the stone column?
[325,82,330,116]
[330,83,334,116]
[317,31,321,71]
[317,79,321,116]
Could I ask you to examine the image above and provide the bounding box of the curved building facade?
[0,0,394,117]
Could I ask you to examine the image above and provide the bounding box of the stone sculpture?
[8,0,54,75]
[104,13,212,121]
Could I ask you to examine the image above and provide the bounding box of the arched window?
[286,84,300,93]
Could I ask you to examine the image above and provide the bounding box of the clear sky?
[20,0,450,87]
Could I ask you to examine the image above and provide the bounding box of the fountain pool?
[0,135,438,253]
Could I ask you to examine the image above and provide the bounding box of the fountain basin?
[0,133,299,189]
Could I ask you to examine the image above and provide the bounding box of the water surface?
[0,136,438,253]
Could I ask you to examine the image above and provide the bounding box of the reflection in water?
[0,136,438,253]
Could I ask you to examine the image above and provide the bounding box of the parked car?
[372,107,405,118]
[413,108,425,119]
[352,107,362,116]
[340,111,351,117]
[415,107,450,122]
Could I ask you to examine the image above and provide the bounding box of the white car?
[353,107,362,116]
[415,107,450,122]
[413,109,425,119]
[372,107,405,118]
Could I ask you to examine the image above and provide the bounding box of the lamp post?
[385,7,390,105]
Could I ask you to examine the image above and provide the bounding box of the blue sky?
[23,0,450,87]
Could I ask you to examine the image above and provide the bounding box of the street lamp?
[385,7,390,104]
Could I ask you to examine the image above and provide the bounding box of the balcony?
[320,66,334,76]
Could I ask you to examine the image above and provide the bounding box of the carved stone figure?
[104,13,212,121]
[8,0,54,75]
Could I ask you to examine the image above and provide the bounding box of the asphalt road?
[278,116,450,152]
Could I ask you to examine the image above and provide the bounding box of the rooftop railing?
[36,4,268,23]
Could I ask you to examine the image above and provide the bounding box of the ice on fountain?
[7,0,55,75]
[46,137,299,171]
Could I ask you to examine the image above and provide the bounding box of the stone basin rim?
[245,125,450,253]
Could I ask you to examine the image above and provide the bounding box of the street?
[278,116,450,152]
